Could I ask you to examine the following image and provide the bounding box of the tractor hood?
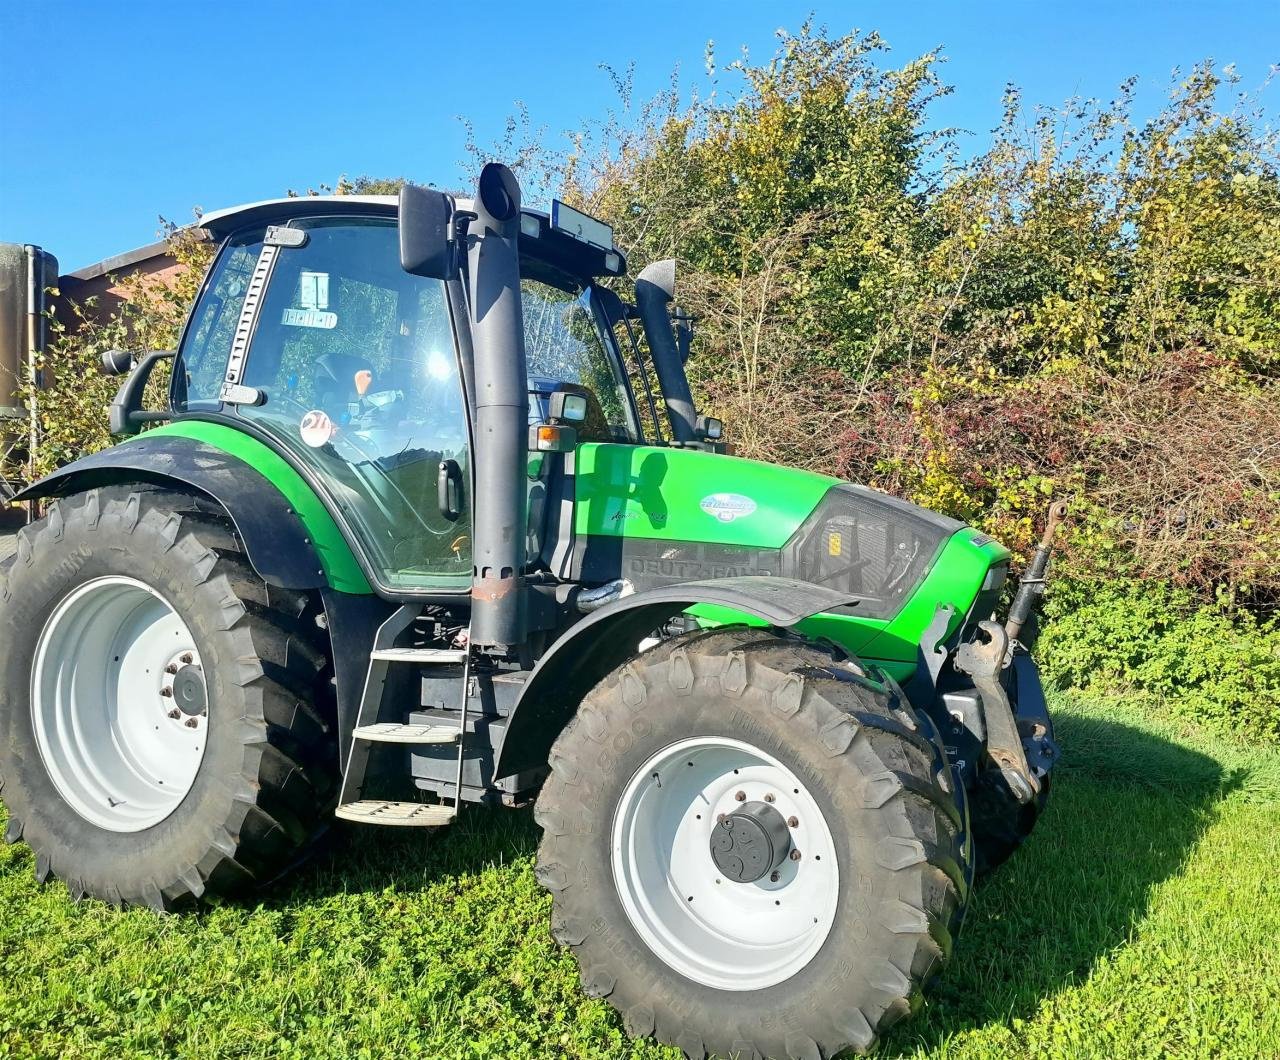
[570,443,981,625]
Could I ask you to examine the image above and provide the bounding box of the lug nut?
[165,663,179,675]
[160,687,173,698]
[789,849,802,862]
[734,791,746,802]
[167,709,181,720]
[181,653,194,664]
[763,793,775,803]
[787,816,799,828]
[769,870,780,883]
[716,813,726,823]
[184,718,199,729]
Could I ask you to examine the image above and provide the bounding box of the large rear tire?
[535,627,971,1058]
[0,487,336,909]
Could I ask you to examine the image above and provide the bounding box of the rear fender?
[12,435,339,591]
[493,576,862,779]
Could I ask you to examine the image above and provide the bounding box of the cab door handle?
[438,459,463,521]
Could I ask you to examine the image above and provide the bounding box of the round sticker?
[700,492,758,523]
[299,410,335,448]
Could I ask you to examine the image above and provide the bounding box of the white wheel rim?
[611,736,840,991]
[32,576,208,832]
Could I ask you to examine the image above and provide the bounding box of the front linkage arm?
[1005,499,1069,644]
[954,620,1039,804]
[954,500,1068,804]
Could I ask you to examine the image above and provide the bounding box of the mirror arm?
[108,349,175,437]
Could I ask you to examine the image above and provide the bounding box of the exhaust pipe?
[634,259,697,443]
[466,163,529,650]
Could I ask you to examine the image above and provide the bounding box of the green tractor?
[0,165,1062,1057]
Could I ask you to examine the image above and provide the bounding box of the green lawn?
[2,691,1277,1059]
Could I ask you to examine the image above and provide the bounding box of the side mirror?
[109,349,175,436]
[399,184,457,279]
[547,389,588,424]
[696,414,723,441]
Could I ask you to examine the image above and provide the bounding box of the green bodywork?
[575,442,837,547]
[105,425,1007,684]
[573,442,1011,682]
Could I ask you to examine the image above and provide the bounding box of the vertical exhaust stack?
[466,164,529,650]
[634,259,698,443]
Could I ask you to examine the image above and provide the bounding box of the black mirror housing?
[108,349,175,436]
[101,349,133,376]
[399,184,457,279]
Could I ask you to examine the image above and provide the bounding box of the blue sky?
[1,0,1275,270]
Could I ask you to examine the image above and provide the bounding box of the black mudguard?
[493,576,862,779]
[11,435,328,590]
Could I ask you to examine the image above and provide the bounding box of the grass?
[1,690,1277,1059]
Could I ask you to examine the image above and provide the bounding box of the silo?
[0,243,57,493]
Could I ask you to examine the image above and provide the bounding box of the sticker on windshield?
[299,410,336,448]
[700,492,757,523]
[299,271,330,310]
[282,308,337,329]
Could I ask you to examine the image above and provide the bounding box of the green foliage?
[1039,578,1280,741]
[2,693,1277,1057]
[552,25,1280,736]
[556,25,1280,624]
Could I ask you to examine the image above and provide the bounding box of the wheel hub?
[710,801,792,883]
[171,664,207,717]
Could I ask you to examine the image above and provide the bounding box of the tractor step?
[353,721,460,744]
[369,647,467,664]
[338,606,474,822]
[334,801,456,826]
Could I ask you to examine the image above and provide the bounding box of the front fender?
[493,576,862,779]
[12,433,369,592]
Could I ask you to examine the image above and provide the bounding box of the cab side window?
[174,231,262,411]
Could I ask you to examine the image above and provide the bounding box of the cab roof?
[197,196,399,237]
[196,194,626,282]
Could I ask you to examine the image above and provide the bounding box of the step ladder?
[336,606,471,827]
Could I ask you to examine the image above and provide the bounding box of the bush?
[564,24,1280,606]
[1039,578,1280,741]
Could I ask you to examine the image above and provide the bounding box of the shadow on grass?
[248,704,1236,1055]
[882,707,1239,1055]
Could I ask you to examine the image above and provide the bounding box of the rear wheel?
[535,627,971,1058]
[0,487,336,908]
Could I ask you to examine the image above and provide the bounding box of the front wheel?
[535,628,971,1058]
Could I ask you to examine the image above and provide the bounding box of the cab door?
[228,216,472,593]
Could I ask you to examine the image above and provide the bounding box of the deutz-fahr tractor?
[0,164,1062,1058]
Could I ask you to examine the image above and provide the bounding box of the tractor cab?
[170,193,651,595]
